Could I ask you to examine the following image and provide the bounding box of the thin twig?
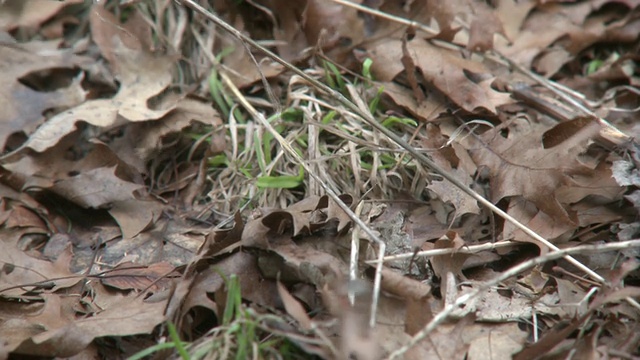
[366,240,518,263]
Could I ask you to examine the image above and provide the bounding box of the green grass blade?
[127,342,186,360]
[256,167,304,189]
[167,321,190,360]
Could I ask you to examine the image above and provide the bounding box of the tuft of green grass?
[128,274,313,360]
[209,47,246,123]
[322,60,346,94]
[256,167,304,189]
[127,321,190,360]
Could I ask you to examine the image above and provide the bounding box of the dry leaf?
[368,38,512,114]
[100,261,177,292]
[277,281,313,330]
[0,0,84,31]
[0,40,86,150]
[51,166,143,209]
[464,117,607,227]
[22,6,178,153]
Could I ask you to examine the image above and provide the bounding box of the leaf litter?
[0,0,640,359]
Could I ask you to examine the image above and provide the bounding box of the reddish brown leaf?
[100,261,177,292]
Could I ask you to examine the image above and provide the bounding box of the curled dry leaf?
[178,251,280,320]
[277,281,313,330]
[51,166,144,209]
[367,38,512,114]
[9,292,168,358]
[461,117,620,230]
[108,199,165,239]
[369,266,432,336]
[22,5,178,153]
[423,124,480,218]
[0,40,87,150]
[0,229,78,298]
[0,0,84,31]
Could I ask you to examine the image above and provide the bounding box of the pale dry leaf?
[494,0,537,41]
[302,0,365,61]
[221,34,285,89]
[180,252,280,317]
[5,140,140,187]
[496,2,590,68]
[424,0,506,50]
[22,6,178,153]
[3,204,48,230]
[0,229,79,298]
[23,294,169,358]
[0,294,73,358]
[555,276,588,317]
[277,281,313,330]
[109,97,223,172]
[108,199,165,239]
[503,197,576,248]
[269,0,308,62]
[381,81,447,122]
[0,0,83,31]
[318,194,353,233]
[466,322,528,360]
[50,166,144,209]
[0,41,87,150]
[407,314,476,360]
[430,231,471,280]
[374,266,432,335]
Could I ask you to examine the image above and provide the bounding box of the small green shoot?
[208,47,246,123]
[254,131,268,173]
[586,59,604,75]
[256,167,304,189]
[381,116,417,129]
[323,60,346,93]
[127,322,189,360]
[369,86,384,114]
[222,274,242,326]
[321,110,337,125]
[207,154,229,167]
[128,341,188,360]
[362,58,374,81]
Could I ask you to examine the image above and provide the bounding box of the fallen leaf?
[0,40,87,150]
[50,166,144,209]
[21,6,178,154]
[17,292,168,358]
[108,199,165,239]
[464,117,607,228]
[100,261,178,292]
[368,38,512,114]
[0,0,83,31]
[277,281,312,330]
[423,124,480,218]
[0,229,78,298]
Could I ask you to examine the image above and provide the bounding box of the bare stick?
[366,240,518,263]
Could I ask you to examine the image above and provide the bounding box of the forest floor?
[1,0,640,359]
